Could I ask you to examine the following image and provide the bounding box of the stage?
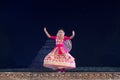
[0,72,120,80]
[0,67,120,80]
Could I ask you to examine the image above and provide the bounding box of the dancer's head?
[57,29,65,37]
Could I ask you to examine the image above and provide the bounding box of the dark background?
[0,0,120,68]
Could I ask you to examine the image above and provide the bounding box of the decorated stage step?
[0,72,120,80]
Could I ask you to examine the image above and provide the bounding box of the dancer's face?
[57,30,65,37]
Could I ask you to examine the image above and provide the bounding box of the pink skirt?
[43,47,76,70]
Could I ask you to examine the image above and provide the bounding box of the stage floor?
[0,72,120,80]
[0,67,120,72]
[0,67,120,80]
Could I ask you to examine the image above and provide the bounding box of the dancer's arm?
[44,27,51,38]
[64,30,75,40]
[70,30,75,39]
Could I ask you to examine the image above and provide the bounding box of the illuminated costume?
[43,36,76,72]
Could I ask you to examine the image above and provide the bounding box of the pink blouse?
[50,36,70,54]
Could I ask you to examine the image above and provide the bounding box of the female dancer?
[43,27,76,73]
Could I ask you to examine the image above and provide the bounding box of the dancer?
[43,27,76,73]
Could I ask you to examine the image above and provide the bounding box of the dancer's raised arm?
[70,30,75,39]
[44,27,51,38]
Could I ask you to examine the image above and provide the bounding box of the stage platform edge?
[0,72,120,80]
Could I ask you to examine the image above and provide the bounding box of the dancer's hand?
[44,27,51,38]
[44,27,47,32]
[70,30,75,39]
[72,30,75,35]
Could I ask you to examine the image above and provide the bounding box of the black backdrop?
[0,0,120,68]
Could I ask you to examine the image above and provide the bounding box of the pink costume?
[43,36,76,70]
